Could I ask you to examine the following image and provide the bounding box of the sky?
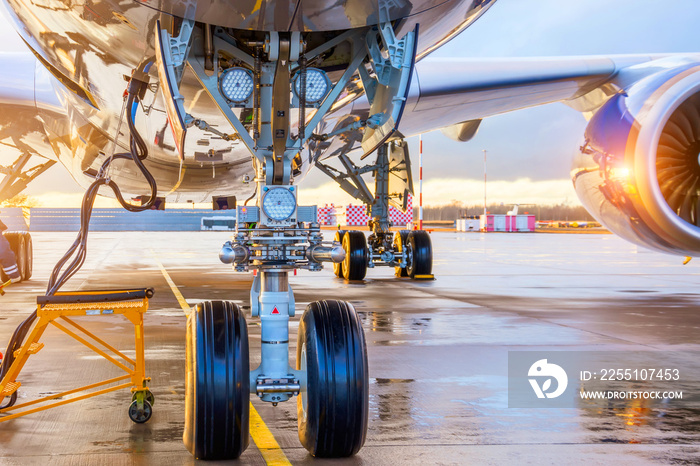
[2,0,700,208]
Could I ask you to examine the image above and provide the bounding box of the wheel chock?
[413,274,435,280]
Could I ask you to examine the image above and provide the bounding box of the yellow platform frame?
[0,289,152,423]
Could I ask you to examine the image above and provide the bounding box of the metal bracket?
[366,23,409,86]
[360,24,418,159]
[168,19,195,84]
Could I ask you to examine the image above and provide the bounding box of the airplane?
[0,0,699,460]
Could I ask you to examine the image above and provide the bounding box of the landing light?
[262,187,296,221]
[219,67,254,103]
[293,68,330,104]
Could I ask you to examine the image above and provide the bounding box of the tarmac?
[0,231,699,465]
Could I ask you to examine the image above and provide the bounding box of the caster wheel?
[128,399,152,423]
[132,390,155,407]
[332,230,346,278]
[184,301,250,460]
[297,300,369,457]
[393,230,411,277]
[22,233,32,281]
[0,391,17,409]
[406,230,433,279]
[341,231,368,281]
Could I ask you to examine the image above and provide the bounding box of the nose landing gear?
[154,17,420,459]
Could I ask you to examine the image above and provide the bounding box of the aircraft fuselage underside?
[0,0,494,202]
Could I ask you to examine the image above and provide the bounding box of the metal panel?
[296,205,317,223]
[28,209,250,232]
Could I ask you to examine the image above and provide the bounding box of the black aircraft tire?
[407,230,433,279]
[2,233,23,282]
[332,230,346,277]
[184,301,250,460]
[22,233,32,281]
[393,230,411,277]
[9,234,26,281]
[341,231,368,281]
[297,300,369,457]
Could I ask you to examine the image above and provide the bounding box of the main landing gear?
[321,143,434,281]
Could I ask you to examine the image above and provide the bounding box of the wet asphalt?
[0,231,699,465]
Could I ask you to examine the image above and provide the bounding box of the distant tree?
[1,194,40,208]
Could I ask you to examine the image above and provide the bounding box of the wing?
[398,54,685,138]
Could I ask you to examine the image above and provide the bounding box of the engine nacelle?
[573,61,700,256]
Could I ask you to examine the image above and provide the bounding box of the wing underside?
[397,54,680,137]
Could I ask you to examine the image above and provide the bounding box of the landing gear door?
[154,19,193,161]
[360,25,418,160]
[388,140,414,212]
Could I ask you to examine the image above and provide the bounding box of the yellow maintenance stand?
[0,288,154,423]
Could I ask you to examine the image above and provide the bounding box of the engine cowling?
[573,61,700,256]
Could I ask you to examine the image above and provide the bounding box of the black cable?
[0,74,158,399]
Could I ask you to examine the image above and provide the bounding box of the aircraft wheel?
[393,230,411,277]
[184,301,250,460]
[297,300,368,457]
[332,230,346,277]
[12,234,26,281]
[341,231,368,280]
[22,233,32,281]
[406,230,433,279]
[3,233,25,282]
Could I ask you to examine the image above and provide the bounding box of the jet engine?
[573,60,700,256]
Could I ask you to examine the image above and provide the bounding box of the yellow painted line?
[152,251,291,465]
[151,251,190,316]
[249,403,292,465]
